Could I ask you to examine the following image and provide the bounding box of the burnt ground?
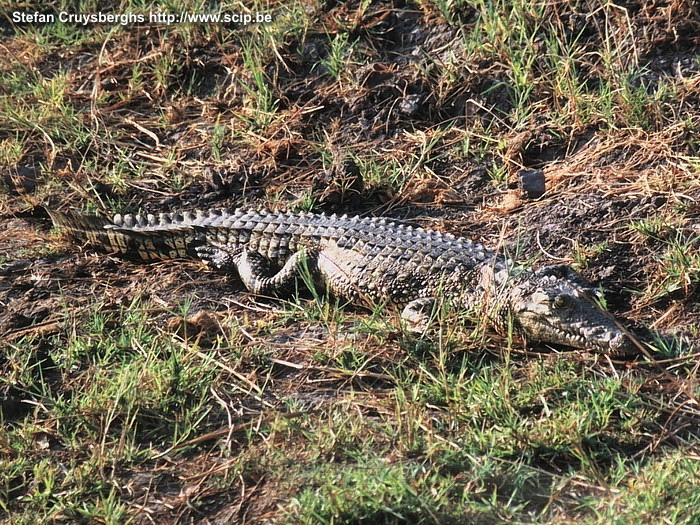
[2,0,700,522]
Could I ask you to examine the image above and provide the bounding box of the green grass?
[2,0,700,522]
[2,278,700,522]
[322,33,358,82]
[630,213,700,302]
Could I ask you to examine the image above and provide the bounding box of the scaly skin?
[48,208,635,355]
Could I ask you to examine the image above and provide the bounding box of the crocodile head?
[505,265,635,355]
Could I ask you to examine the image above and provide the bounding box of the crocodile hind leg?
[196,242,312,295]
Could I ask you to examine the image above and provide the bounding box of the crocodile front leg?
[196,242,312,295]
[401,297,437,332]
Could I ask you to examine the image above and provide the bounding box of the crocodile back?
[50,208,494,301]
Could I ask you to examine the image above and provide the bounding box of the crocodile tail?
[48,210,110,235]
[48,210,199,261]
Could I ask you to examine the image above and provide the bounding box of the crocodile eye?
[553,294,573,309]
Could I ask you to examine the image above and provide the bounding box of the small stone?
[517,169,546,199]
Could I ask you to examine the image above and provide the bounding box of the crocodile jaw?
[507,266,635,355]
[514,303,635,355]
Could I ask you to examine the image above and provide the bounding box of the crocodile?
[48,208,636,355]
